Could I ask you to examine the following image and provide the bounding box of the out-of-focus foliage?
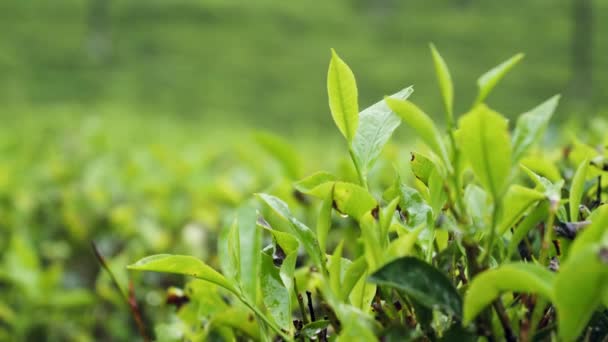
[1,0,608,129]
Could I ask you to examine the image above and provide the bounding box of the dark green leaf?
[475,53,524,105]
[369,257,462,317]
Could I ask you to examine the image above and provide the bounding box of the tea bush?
[126,47,608,341]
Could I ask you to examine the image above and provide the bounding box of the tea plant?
[128,46,608,341]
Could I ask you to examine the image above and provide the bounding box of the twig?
[91,241,150,342]
[294,279,310,324]
[493,299,516,342]
[306,291,316,322]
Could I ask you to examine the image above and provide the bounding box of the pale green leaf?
[352,87,413,177]
[507,202,549,258]
[386,98,452,172]
[293,171,336,195]
[410,151,436,186]
[555,244,608,341]
[497,185,545,235]
[569,159,589,222]
[475,53,524,105]
[237,205,262,302]
[430,44,454,120]
[458,104,512,199]
[327,49,359,143]
[329,241,344,297]
[332,182,377,221]
[340,256,368,301]
[317,187,334,254]
[511,95,560,162]
[568,205,608,260]
[128,254,236,293]
[463,263,555,325]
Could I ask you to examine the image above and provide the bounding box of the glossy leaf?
[458,104,512,199]
[300,320,330,339]
[257,193,325,269]
[555,244,608,341]
[128,254,236,293]
[475,53,524,105]
[464,184,490,232]
[327,49,359,143]
[386,98,452,172]
[385,182,432,228]
[497,185,545,235]
[511,95,560,162]
[352,87,413,177]
[260,253,291,330]
[463,263,555,325]
[369,257,462,317]
[569,159,589,222]
[430,44,454,120]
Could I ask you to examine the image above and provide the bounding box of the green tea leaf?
[340,256,368,301]
[328,49,359,143]
[329,241,344,296]
[475,53,524,105]
[458,104,512,199]
[511,95,560,162]
[385,182,432,228]
[569,159,589,222]
[293,171,336,195]
[257,193,325,270]
[463,263,555,325]
[555,244,608,341]
[128,254,236,293]
[317,187,334,254]
[218,220,239,282]
[369,257,462,317]
[410,151,436,186]
[497,185,545,235]
[260,253,291,330]
[430,44,454,121]
[507,202,549,258]
[464,184,490,233]
[386,224,424,260]
[237,205,262,302]
[352,87,413,177]
[386,98,452,173]
[568,205,608,259]
[332,182,377,221]
[254,131,301,179]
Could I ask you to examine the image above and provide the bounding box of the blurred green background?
[0,0,605,341]
[1,0,606,130]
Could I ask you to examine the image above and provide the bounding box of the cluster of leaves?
[128,47,608,341]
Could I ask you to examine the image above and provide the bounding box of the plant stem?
[240,294,293,342]
[493,299,516,342]
[481,202,500,266]
[348,148,368,189]
[294,280,310,325]
[539,208,556,264]
[91,242,150,342]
